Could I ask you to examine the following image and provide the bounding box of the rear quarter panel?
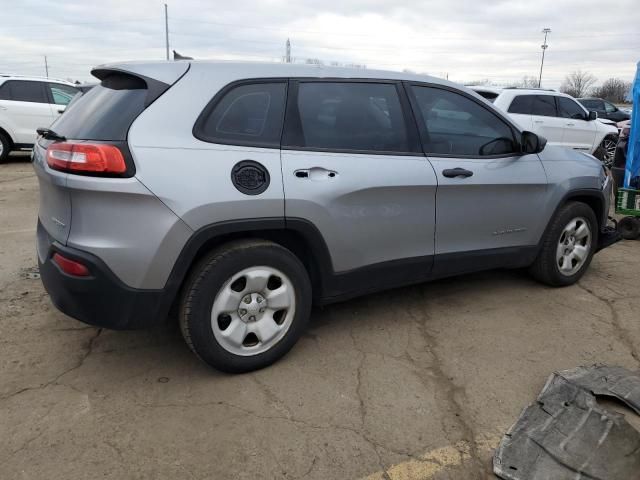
[127,63,285,231]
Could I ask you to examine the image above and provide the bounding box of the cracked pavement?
[1,157,639,479]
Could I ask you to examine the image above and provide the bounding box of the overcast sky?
[1,0,638,88]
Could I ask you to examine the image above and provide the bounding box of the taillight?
[52,253,90,277]
[46,142,126,174]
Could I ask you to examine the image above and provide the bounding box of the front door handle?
[294,167,338,180]
[566,123,575,127]
[442,168,473,178]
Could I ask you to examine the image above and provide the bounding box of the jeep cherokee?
[33,61,617,372]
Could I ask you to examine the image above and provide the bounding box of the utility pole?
[538,28,551,88]
[44,56,49,78]
[164,3,170,61]
[285,38,291,63]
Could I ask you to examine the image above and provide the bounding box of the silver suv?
[33,61,618,372]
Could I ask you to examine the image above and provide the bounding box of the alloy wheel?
[555,217,592,276]
[601,138,617,168]
[211,266,296,356]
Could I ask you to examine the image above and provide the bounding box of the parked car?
[577,97,631,123]
[470,87,619,166]
[34,62,617,372]
[0,74,80,161]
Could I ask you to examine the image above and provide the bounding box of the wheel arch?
[539,189,605,250]
[563,191,605,231]
[160,218,333,319]
[0,125,15,147]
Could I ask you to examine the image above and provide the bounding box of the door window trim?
[404,81,523,159]
[281,77,423,157]
[192,78,289,149]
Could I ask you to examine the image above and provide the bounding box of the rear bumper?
[37,221,167,330]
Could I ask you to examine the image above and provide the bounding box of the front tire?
[594,136,618,168]
[530,202,597,286]
[179,239,312,373]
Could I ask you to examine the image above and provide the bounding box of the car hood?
[538,144,601,168]
[598,118,617,126]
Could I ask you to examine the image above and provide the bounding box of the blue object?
[625,61,640,188]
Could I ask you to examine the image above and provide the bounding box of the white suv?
[0,75,79,161]
[470,87,619,166]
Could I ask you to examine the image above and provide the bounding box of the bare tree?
[506,75,539,88]
[590,78,632,103]
[463,78,493,86]
[560,70,597,98]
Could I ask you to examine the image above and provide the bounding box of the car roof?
[95,60,460,88]
[0,74,75,85]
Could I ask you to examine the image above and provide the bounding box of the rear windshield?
[51,73,149,141]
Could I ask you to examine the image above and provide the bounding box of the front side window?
[411,86,517,156]
[288,82,410,153]
[531,95,557,117]
[0,80,47,103]
[195,82,287,147]
[49,83,79,105]
[557,97,586,120]
[605,102,617,113]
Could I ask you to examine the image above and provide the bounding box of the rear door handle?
[0,106,7,111]
[534,120,544,124]
[294,167,337,180]
[442,168,473,178]
[566,123,575,126]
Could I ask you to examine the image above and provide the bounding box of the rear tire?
[179,239,312,373]
[618,216,640,240]
[530,202,597,286]
[0,131,11,163]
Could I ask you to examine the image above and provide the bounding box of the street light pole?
[164,4,170,61]
[538,28,551,88]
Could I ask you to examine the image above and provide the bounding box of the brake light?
[46,142,126,174]
[52,253,90,277]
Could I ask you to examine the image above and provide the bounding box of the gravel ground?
[1,155,639,479]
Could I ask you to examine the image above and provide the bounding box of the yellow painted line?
[360,436,500,480]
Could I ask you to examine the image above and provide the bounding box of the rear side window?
[507,95,534,114]
[580,99,604,111]
[411,86,517,157]
[51,73,150,141]
[285,82,410,153]
[194,82,287,148]
[557,97,586,120]
[475,91,498,102]
[0,80,47,103]
[531,95,557,117]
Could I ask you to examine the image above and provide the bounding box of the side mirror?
[521,131,547,154]
[588,110,598,121]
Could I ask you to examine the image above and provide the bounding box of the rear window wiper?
[36,128,66,142]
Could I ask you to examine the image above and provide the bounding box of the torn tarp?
[494,365,640,480]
